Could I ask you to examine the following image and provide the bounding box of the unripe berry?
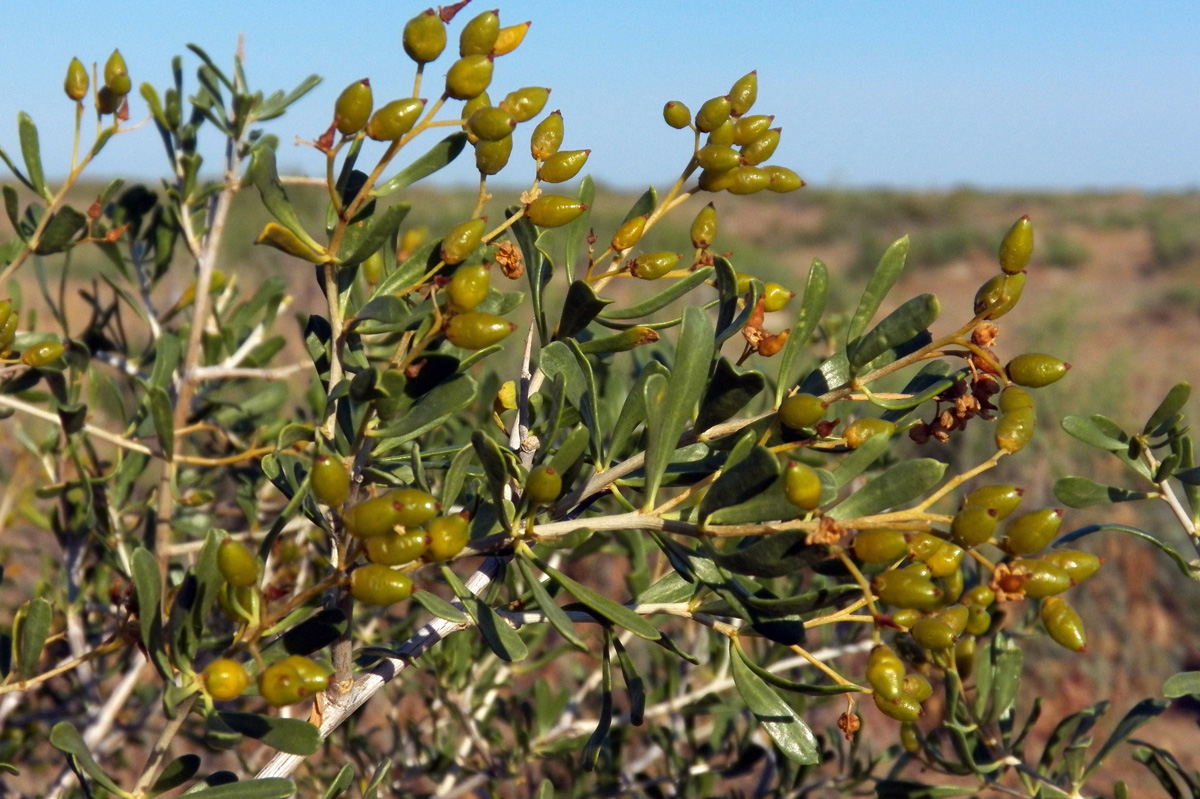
[663,101,691,129]
[311,454,350,507]
[530,110,564,160]
[387,488,440,527]
[538,149,590,183]
[762,282,794,312]
[1042,596,1086,651]
[1010,558,1072,599]
[694,96,731,133]
[733,114,774,146]
[21,341,64,367]
[350,564,414,606]
[995,407,1036,453]
[466,106,516,142]
[459,10,501,57]
[764,165,804,193]
[844,418,895,448]
[697,167,737,193]
[445,311,516,349]
[282,655,330,697]
[426,514,470,561]
[1041,549,1101,583]
[440,218,487,265]
[973,272,1025,320]
[526,465,562,505]
[873,570,942,611]
[258,660,305,706]
[998,386,1035,413]
[343,494,404,539]
[907,532,943,561]
[999,215,1034,274]
[202,658,249,701]
[728,71,758,116]
[851,529,909,563]
[695,145,740,173]
[367,98,425,141]
[690,202,718,249]
[1006,353,1070,388]
[65,58,89,102]
[706,119,736,147]
[365,528,428,566]
[499,87,549,122]
[104,50,130,96]
[403,9,448,64]
[910,617,957,651]
[962,485,1024,520]
[778,393,825,430]
[783,461,822,511]
[447,263,491,311]
[866,645,905,700]
[1002,508,1064,555]
[525,195,587,228]
[475,135,513,176]
[739,127,780,166]
[950,506,998,548]
[873,691,922,722]
[611,214,647,251]
[630,252,680,280]
[334,79,372,135]
[445,54,493,100]
[923,541,965,578]
[217,539,259,588]
[726,166,770,195]
[902,673,933,703]
[490,22,531,57]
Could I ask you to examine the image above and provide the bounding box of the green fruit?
[467,106,516,142]
[202,658,249,701]
[962,485,1024,519]
[902,673,933,703]
[706,119,735,147]
[475,134,513,176]
[936,604,969,636]
[282,655,330,697]
[735,273,754,294]
[334,79,372,135]
[961,585,995,608]
[440,218,487,265]
[446,311,515,349]
[311,454,351,507]
[362,250,385,285]
[630,251,680,280]
[499,87,549,122]
[459,10,500,56]
[697,167,737,193]
[998,386,1035,413]
[695,144,740,173]
[973,272,1025,320]
[526,195,587,228]
[350,564,414,606]
[526,465,562,505]
[783,461,822,511]
[386,488,440,527]
[65,58,89,101]
[611,214,647,251]
[965,603,991,636]
[892,608,922,629]
[491,21,531,56]
[258,660,304,706]
[663,100,691,129]
[445,54,493,100]
[1002,508,1064,555]
[873,691,921,722]
[104,50,130,95]
[740,128,780,166]
[954,634,977,677]
[726,165,770,195]
[902,562,933,580]
[939,568,964,605]
[844,418,895,448]
[852,529,909,563]
[538,149,590,183]
[21,341,64,367]
[690,202,718,249]
[530,110,564,160]
[873,571,942,611]
[728,71,758,116]
[367,98,425,141]
[447,263,491,311]
[910,617,957,650]
[999,215,1034,274]
[900,722,921,754]
[1010,558,1072,599]
[950,506,998,548]
[762,282,794,313]
[1041,550,1101,583]
[866,645,905,700]
[1041,596,1086,651]
[733,114,774,146]
[218,584,257,623]
[1006,353,1070,388]
[344,494,403,538]
[426,514,470,561]
[764,165,804,193]
[403,9,448,64]
[694,95,731,133]
[365,528,428,566]
[218,539,259,588]
[907,532,944,561]
[924,542,964,578]
[995,407,1036,453]
[778,393,825,430]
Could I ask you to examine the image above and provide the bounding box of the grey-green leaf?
[216,712,321,755]
[1144,382,1191,437]
[247,144,324,252]
[730,644,819,764]
[1162,671,1200,698]
[49,721,129,796]
[846,235,909,350]
[598,266,715,321]
[542,561,660,640]
[410,590,469,624]
[776,258,829,405]
[829,459,946,519]
[1053,476,1153,508]
[150,754,201,796]
[18,113,47,200]
[556,279,611,340]
[848,293,939,373]
[16,597,51,680]
[339,203,410,267]
[515,556,588,652]
[131,547,170,678]
[372,133,469,197]
[699,446,780,521]
[185,778,296,799]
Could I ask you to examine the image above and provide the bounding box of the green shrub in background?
[1,5,1199,798]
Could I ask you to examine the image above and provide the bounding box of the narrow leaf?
[216,712,321,755]
[18,113,47,199]
[1054,523,1200,580]
[709,530,828,578]
[730,643,820,764]
[613,637,646,725]
[829,458,946,519]
[598,266,714,320]
[319,765,355,799]
[372,133,468,197]
[515,556,588,651]
[556,279,611,339]
[1144,382,1191,437]
[563,175,594,281]
[1053,476,1153,508]
[699,446,780,521]
[16,597,51,680]
[846,235,909,350]
[696,358,765,433]
[49,722,129,797]
[541,561,660,640]
[339,203,410,267]
[372,375,475,451]
[1162,671,1200,698]
[150,754,201,796]
[776,258,829,405]
[440,565,528,662]
[247,145,324,251]
[410,590,468,624]
[1085,698,1168,779]
[131,547,170,678]
[581,638,613,770]
[848,293,939,372]
[185,778,295,799]
[734,646,865,696]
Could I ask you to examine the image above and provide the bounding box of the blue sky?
[2,1,1197,190]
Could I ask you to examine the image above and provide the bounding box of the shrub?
[0,7,1198,799]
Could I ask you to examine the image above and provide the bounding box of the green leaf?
[1054,523,1200,580]
[441,565,528,662]
[829,428,893,488]
[699,446,780,521]
[0,145,35,194]
[581,637,614,770]
[613,637,645,725]
[255,74,322,122]
[438,444,474,512]
[642,306,713,509]
[730,643,819,764]
[874,782,981,799]
[1085,698,1168,779]
[696,358,765,433]
[799,351,851,395]
[598,266,715,321]
[146,385,175,460]
[984,633,1023,725]
[372,375,475,452]
[540,560,660,640]
[548,424,590,477]
[516,556,587,651]
[846,235,909,350]
[1145,382,1191,436]
[848,293,939,373]
[216,712,321,755]
[49,721,130,797]
[15,597,51,680]
[131,547,170,679]
[371,133,469,197]
[247,144,324,252]
[410,589,469,624]
[1038,701,1108,773]
[35,206,87,254]
[1053,476,1153,508]
[18,112,48,200]
[319,765,355,799]
[1061,414,1129,452]
[509,210,550,342]
[776,258,829,405]
[563,174,594,282]
[829,458,946,519]
[556,279,611,340]
[705,468,837,525]
[185,778,295,799]
[870,370,960,413]
[1162,670,1200,698]
[606,361,668,465]
[621,186,657,224]
[733,646,864,696]
[709,531,828,578]
[339,203,410,267]
[150,754,201,796]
